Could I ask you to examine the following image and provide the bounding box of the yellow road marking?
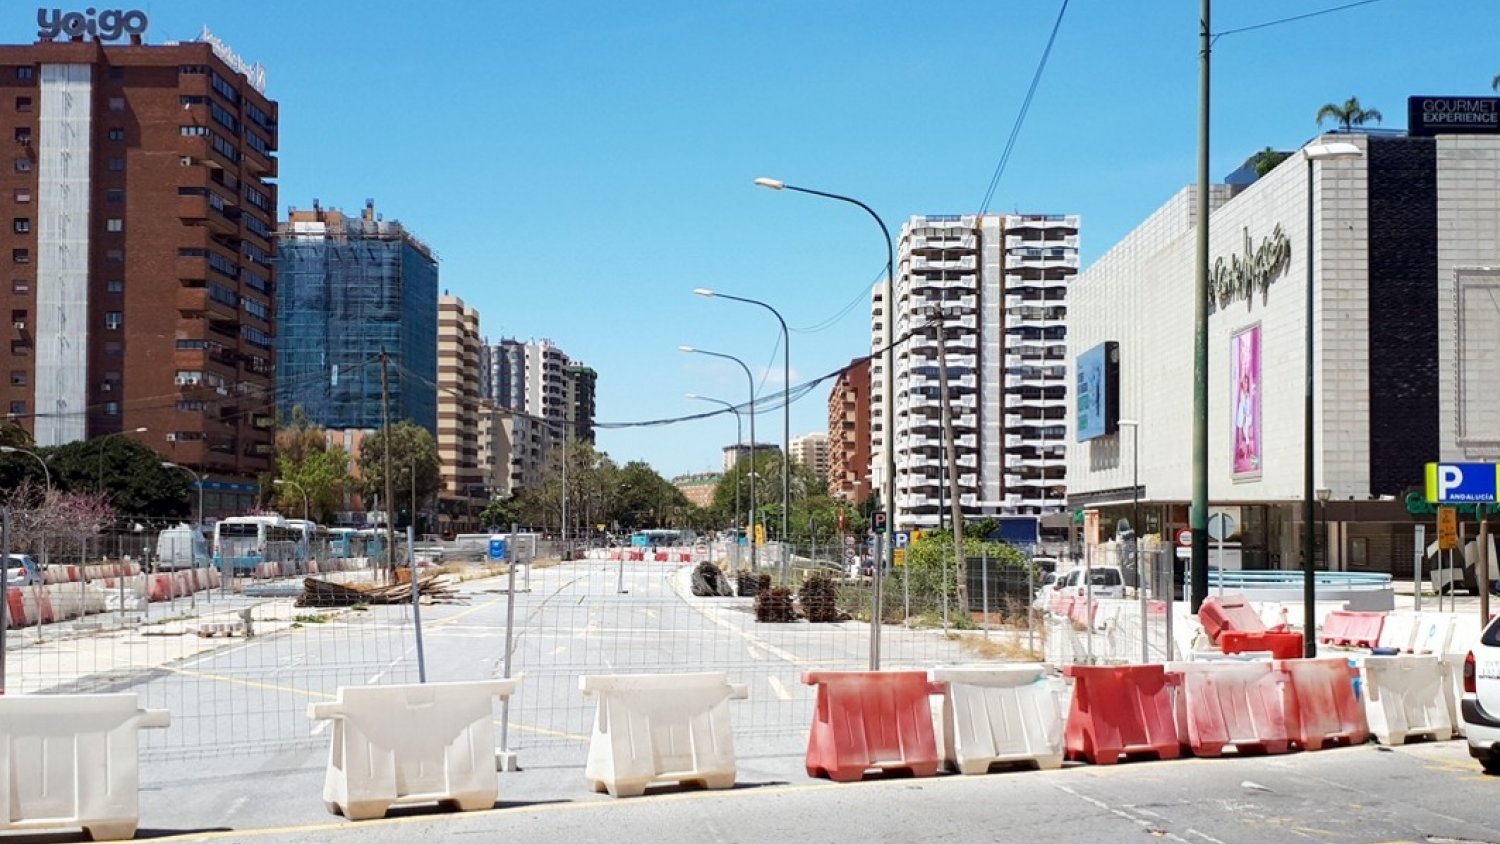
[158,666,333,700]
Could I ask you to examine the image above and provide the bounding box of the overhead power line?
[978,0,1070,214]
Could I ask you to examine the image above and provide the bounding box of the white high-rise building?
[870,213,1078,530]
[789,432,830,477]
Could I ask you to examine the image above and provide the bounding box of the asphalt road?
[10,559,1498,842]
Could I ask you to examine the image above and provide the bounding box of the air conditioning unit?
[100,381,112,392]
[165,433,177,442]
[180,156,194,167]
[12,321,23,331]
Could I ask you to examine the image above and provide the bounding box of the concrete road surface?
[126,740,1497,844]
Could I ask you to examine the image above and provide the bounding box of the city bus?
[213,514,305,575]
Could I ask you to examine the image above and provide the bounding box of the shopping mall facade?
[1068,101,1500,579]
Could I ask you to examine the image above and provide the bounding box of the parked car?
[1058,565,1126,600]
[4,553,41,587]
[1462,614,1500,774]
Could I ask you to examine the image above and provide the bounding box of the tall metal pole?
[560,426,568,557]
[1303,156,1317,658]
[380,350,397,577]
[694,291,791,579]
[754,179,893,669]
[689,394,743,566]
[682,347,756,572]
[1191,0,1212,612]
[931,309,964,552]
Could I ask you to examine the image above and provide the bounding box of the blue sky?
[7,1,1495,478]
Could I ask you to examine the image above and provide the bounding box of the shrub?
[736,571,771,597]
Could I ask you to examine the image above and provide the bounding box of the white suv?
[1058,565,1126,600]
[1463,615,1500,774]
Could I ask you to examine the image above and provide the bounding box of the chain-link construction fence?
[1,524,434,760]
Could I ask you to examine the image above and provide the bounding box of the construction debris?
[297,574,461,607]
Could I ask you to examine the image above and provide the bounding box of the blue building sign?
[1425,462,1499,504]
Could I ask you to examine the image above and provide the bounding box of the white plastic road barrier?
[0,693,169,841]
[45,583,106,621]
[932,664,1066,774]
[308,680,517,821]
[1411,613,1457,655]
[1377,612,1417,653]
[580,672,749,797]
[1359,654,1453,745]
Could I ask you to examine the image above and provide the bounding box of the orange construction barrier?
[803,670,943,782]
[1063,664,1180,765]
[1274,657,1369,750]
[1317,611,1385,649]
[1169,661,1292,757]
[5,587,27,629]
[1197,594,1270,644]
[1220,631,1304,660]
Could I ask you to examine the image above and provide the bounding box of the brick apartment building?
[0,30,278,514]
[826,356,871,502]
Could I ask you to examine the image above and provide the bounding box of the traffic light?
[872,511,887,534]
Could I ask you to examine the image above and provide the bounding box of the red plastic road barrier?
[5,587,26,629]
[1068,598,1097,628]
[803,670,943,782]
[1063,664,1180,765]
[1220,631,1304,660]
[628,551,644,562]
[1050,593,1074,618]
[1318,611,1385,649]
[1170,662,1291,757]
[1274,657,1369,750]
[1197,594,1268,644]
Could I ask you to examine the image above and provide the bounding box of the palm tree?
[1315,96,1383,132]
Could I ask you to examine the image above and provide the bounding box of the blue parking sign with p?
[894,531,910,549]
[489,538,507,560]
[1425,462,1499,503]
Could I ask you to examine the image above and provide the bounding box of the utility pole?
[380,350,397,579]
[928,307,965,615]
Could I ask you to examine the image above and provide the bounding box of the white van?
[155,523,209,570]
[1058,565,1126,599]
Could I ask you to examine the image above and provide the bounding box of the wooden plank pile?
[297,573,461,607]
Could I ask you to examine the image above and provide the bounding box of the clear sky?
[6,1,1495,478]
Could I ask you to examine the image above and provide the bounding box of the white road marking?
[767,675,791,700]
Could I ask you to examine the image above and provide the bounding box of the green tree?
[38,439,191,518]
[272,409,350,522]
[478,495,524,530]
[1251,146,1291,177]
[358,421,441,526]
[1315,96,1383,132]
[608,460,688,530]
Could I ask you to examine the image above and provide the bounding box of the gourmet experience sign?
[1409,96,1500,137]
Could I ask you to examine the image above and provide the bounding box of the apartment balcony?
[176,285,238,321]
[908,232,977,251]
[909,254,977,273]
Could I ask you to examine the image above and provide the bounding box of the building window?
[105,188,122,204]
[10,310,24,325]
[106,279,122,294]
[105,311,122,330]
[107,97,124,112]
[9,341,26,356]
[13,128,29,144]
[107,128,125,141]
[11,280,27,293]
[14,188,30,203]
[9,402,24,416]
[105,249,122,263]
[180,65,208,75]
[105,218,122,232]
[104,401,119,416]
[8,370,24,386]
[180,125,209,137]
[16,68,33,81]
[12,219,28,234]
[14,158,31,173]
[107,157,124,172]
[15,97,31,112]
[103,341,121,358]
[11,249,27,264]
[108,67,124,80]
[180,95,205,107]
